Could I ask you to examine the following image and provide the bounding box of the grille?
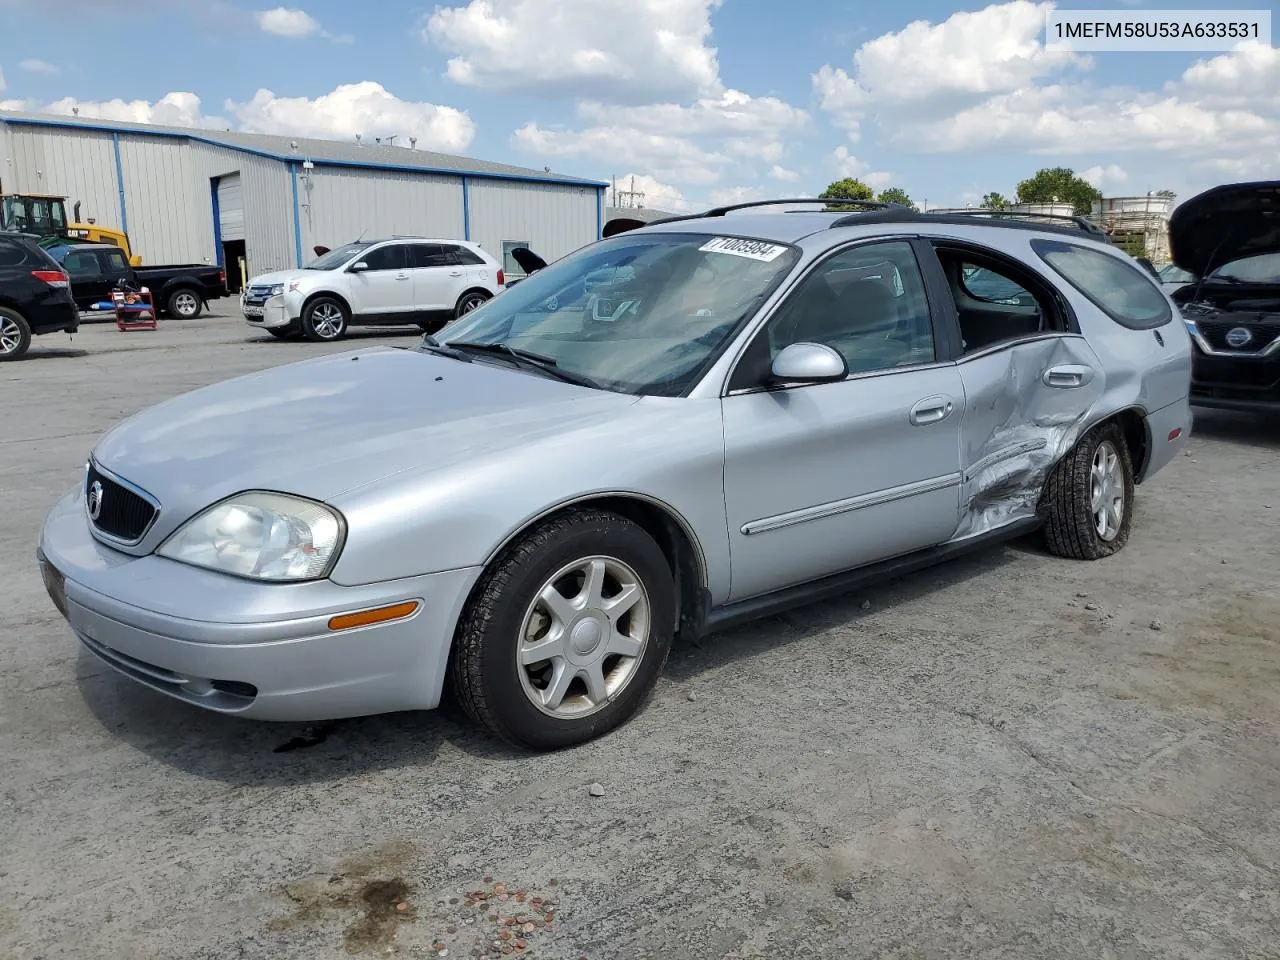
[246,285,275,301]
[1195,318,1280,352]
[85,462,159,543]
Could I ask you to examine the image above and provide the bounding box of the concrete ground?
[3,310,1279,960]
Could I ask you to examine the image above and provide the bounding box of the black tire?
[454,289,490,321]
[301,296,348,342]
[449,508,676,751]
[1043,421,1135,560]
[0,307,32,362]
[166,288,203,319]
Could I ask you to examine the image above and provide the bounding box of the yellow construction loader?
[0,192,142,265]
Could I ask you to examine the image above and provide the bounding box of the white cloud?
[8,83,475,154]
[422,0,722,103]
[40,91,227,128]
[255,7,320,37]
[226,82,475,151]
[1080,164,1128,188]
[514,121,724,185]
[19,59,59,75]
[770,165,800,182]
[813,5,1277,202]
[708,185,763,207]
[814,0,1090,135]
[610,174,691,212]
[254,6,352,43]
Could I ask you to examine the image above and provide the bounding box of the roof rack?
[647,197,910,226]
[868,208,1107,236]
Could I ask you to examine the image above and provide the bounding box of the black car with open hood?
[1169,180,1280,413]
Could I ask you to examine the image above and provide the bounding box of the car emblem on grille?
[1225,327,1253,348]
[86,480,104,521]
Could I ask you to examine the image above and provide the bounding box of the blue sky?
[1,0,1275,211]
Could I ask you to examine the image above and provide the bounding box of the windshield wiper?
[419,334,474,362]
[447,340,601,388]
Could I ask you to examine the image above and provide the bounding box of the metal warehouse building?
[0,110,607,290]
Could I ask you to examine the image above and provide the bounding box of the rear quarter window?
[0,239,30,267]
[1031,238,1171,330]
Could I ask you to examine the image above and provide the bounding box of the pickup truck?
[44,241,228,318]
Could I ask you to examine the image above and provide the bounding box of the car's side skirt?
[694,516,1043,638]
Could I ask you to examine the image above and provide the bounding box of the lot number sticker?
[699,237,789,262]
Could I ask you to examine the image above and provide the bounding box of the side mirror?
[349,261,369,273]
[770,342,847,384]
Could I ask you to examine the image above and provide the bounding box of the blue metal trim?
[2,116,610,188]
[210,177,224,267]
[290,163,303,268]
[597,187,604,239]
[462,175,471,241]
[111,132,128,234]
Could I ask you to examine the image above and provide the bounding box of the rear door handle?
[450,270,463,277]
[909,395,954,426]
[1043,363,1094,388]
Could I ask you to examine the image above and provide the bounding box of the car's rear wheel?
[0,308,32,362]
[301,297,348,342]
[454,290,490,321]
[449,508,675,750]
[1043,421,1135,560]
[167,289,203,319]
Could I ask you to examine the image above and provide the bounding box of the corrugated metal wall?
[298,167,465,255]
[2,119,602,280]
[468,180,599,271]
[0,125,121,231]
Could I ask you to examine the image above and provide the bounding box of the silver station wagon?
[37,199,1193,750]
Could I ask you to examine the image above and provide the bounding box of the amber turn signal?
[328,601,420,632]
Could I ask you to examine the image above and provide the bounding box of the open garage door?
[217,173,244,242]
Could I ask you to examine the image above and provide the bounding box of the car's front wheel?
[301,297,348,342]
[449,508,675,750]
[1043,421,1135,560]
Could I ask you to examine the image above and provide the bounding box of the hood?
[90,347,637,544]
[509,247,547,274]
[246,269,303,287]
[1169,180,1280,277]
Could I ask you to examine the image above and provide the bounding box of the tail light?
[496,269,505,286]
[32,270,70,289]
[219,269,226,288]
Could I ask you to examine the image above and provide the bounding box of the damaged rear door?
[920,243,1106,540]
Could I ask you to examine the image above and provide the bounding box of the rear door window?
[408,243,452,268]
[61,250,101,276]
[103,249,130,273]
[1031,239,1171,330]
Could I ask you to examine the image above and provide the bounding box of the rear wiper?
[447,340,601,388]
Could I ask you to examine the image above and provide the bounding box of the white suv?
[240,237,505,341]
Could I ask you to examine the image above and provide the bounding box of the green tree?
[1014,167,1103,216]
[980,192,1011,211]
[876,186,917,211]
[820,177,874,210]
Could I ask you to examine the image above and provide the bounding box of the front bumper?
[37,487,481,722]
[241,292,298,330]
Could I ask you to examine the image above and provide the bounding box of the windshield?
[1158,263,1195,283]
[433,231,801,396]
[305,242,370,270]
[1210,252,1280,284]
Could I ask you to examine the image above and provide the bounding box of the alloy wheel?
[1090,440,1125,542]
[516,555,651,719]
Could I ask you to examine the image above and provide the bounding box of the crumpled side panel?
[951,337,1105,540]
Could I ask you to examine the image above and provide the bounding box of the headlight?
[269,284,285,296]
[157,492,344,581]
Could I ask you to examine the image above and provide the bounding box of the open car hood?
[1169,180,1280,277]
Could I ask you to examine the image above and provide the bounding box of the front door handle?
[909,395,954,426]
[1043,363,1094,388]
[395,272,410,280]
